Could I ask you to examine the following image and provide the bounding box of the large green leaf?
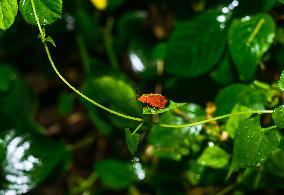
[272,105,284,129]
[215,84,266,116]
[165,9,229,77]
[19,0,62,25]
[95,160,141,190]
[0,129,65,194]
[228,116,280,177]
[0,0,18,30]
[84,75,142,129]
[149,104,206,161]
[228,13,275,81]
[197,145,230,169]
[279,70,284,92]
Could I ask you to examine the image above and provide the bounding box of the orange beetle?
[137,94,169,109]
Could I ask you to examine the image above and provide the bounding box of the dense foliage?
[1,0,284,194]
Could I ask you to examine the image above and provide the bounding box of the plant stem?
[159,110,273,128]
[262,125,278,133]
[31,0,142,122]
[132,121,144,135]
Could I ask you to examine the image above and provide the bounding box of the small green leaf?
[272,105,284,129]
[197,145,230,169]
[165,9,229,77]
[0,0,18,30]
[0,129,66,194]
[46,36,56,47]
[19,0,62,26]
[143,101,186,115]
[95,160,139,190]
[229,13,275,81]
[228,116,280,178]
[125,128,140,156]
[279,70,284,92]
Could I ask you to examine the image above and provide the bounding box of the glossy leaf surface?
[229,13,275,80]
[165,9,229,77]
[0,0,18,30]
[19,0,62,25]
[197,145,230,169]
[272,105,284,129]
[228,116,280,177]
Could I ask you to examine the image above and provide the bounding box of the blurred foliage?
[1,0,284,194]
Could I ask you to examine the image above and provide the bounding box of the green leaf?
[45,36,56,47]
[197,145,230,169]
[278,0,284,3]
[149,104,206,160]
[265,149,284,179]
[95,160,139,190]
[84,75,142,129]
[57,93,74,116]
[210,52,235,85]
[165,9,229,77]
[0,129,65,194]
[272,105,284,129]
[228,13,275,81]
[228,116,280,178]
[215,84,266,116]
[19,0,62,26]
[279,70,284,92]
[0,65,17,93]
[143,101,186,115]
[125,128,140,156]
[185,161,206,186]
[226,105,252,138]
[0,0,18,30]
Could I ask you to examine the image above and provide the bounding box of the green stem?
[31,0,142,122]
[262,125,277,133]
[132,122,144,135]
[159,110,273,128]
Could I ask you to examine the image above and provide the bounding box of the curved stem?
[31,0,142,122]
[159,110,273,128]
